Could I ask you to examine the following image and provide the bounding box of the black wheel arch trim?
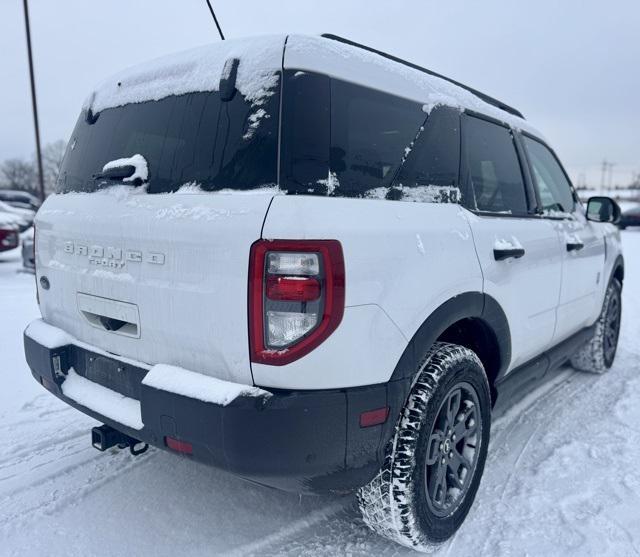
[380,295,509,471]
[611,254,624,287]
[388,292,511,385]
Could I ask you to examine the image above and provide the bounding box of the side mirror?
[586,196,621,224]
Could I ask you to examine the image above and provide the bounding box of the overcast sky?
[1,0,638,186]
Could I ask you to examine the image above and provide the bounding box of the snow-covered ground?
[1,233,639,556]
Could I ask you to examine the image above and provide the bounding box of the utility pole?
[22,0,46,202]
[600,160,608,191]
[608,163,616,190]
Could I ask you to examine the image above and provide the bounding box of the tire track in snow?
[223,500,352,557]
[448,369,606,557]
[0,448,153,529]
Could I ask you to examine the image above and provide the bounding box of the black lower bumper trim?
[24,332,406,493]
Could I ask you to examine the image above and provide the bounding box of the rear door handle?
[566,242,584,252]
[493,248,525,261]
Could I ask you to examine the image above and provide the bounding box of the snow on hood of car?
[84,35,285,114]
[285,35,543,138]
[0,210,22,228]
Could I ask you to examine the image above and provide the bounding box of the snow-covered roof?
[284,35,543,137]
[83,33,542,138]
[84,35,286,114]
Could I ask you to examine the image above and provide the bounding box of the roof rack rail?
[320,34,525,120]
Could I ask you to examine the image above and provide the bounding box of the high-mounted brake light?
[249,240,345,365]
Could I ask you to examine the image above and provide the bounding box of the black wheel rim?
[424,381,482,518]
[604,290,621,366]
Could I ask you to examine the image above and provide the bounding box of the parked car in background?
[0,200,35,232]
[618,204,640,229]
[21,228,35,272]
[0,208,23,232]
[0,189,41,211]
[0,215,19,253]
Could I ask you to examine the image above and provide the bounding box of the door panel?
[462,115,564,373]
[520,135,605,341]
[555,212,605,341]
[469,216,563,370]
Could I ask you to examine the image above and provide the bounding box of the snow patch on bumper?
[61,368,143,430]
[24,318,73,349]
[142,364,269,406]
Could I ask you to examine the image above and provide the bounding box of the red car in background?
[0,224,19,252]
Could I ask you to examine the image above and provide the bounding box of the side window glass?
[330,80,424,198]
[281,71,330,194]
[464,116,528,214]
[523,137,575,215]
[391,107,462,203]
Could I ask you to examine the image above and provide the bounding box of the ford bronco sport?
[23,34,624,550]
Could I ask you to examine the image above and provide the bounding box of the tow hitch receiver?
[91,424,148,456]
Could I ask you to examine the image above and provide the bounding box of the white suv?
[23,34,624,550]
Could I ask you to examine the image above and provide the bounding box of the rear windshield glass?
[57,75,280,194]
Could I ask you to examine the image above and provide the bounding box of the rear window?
[57,75,280,194]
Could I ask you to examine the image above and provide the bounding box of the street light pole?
[22,0,46,202]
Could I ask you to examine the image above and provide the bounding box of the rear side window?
[280,71,331,194]
[281,73,463,202]
[463,115,528,214]
[329,80,424,198]
[390,107,462,203]
[523,136,575,214]
[57,76,280,194]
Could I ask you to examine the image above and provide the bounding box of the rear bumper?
[24,320,406,493]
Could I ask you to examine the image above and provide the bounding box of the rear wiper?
[91,165,137,183]
[92,154,149,186]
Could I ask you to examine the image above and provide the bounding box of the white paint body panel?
[252,304,407,390]
[259,196,483,388]
[466,214,564,371]
[35,189,275,386]
[553,209,606,343]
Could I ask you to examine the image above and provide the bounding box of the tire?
[357,342,491,551]
[570,278,622,374]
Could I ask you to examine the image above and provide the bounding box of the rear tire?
[570,278,622,374]
[357,343,491,551]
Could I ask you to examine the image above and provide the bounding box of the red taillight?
[266,276,321,301]
[359,407,390,428]
[165,436,193,455]
[249,239,345,366]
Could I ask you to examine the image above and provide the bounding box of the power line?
[204,0,225,41]
[22,0,45,202]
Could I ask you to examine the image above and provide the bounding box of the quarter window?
[329,80,425,197]
[523,136,575,214]
[464,116,528,214]
[391,107,462,203]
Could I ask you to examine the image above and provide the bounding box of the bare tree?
[0,140,66,196]
[41,139,67,194]
[0,158,37,193]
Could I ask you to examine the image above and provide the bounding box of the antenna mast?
[204,0,225,40]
